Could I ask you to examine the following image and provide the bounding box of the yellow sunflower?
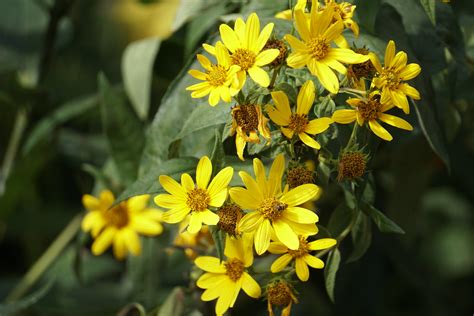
[186,41,241,106]
[195,234,261,315]
[370,40,421,114]
[266,80,333,149]
[154,156,234,234]
[229,154,320,255]
[82,191,164,260]
[285,5,369,93]
[231,103,271,161]
[269,235,336,281]
[332,91,413,141]
[218,13,280,87]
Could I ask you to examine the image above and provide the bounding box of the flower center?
[357,98,381,121]
[231,48,256,71]
[186,188,210,212]
[267,281,294,306]
[288,113,309,134]
[307,37,330,60]
[348,48,375,80]
[259,198,287,221]
[380,68,400,89]
[337,151,367,181]
[232,104,259,133]
[225,258,245,282]
[207,65,227,87]
[287,166,314,189]
[217,204,243,236]
[104,203,129,228]
[287,237,309,258]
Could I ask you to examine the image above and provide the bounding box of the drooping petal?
[311,60,339,94]
[254,219,272,255]
[378,113,413,131]
[91,227,117,255]
[295,257,309,281]
[298,132,321,149]
[241,272,261,298]
[368,120,393,141]
[270,253,293,272]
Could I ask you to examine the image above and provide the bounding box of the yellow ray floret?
[269,235,336,281]
[332,91,413,141]
[195,235,261,315]
[154,156,234,233]
[229,154,320,255]
[370,40,421,114]
[186,41,241,106]
[285,4,369,93]
[82,190,164,260]
[266,80,333,149]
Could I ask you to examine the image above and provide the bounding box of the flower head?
[186,41,241,106]
[231,103,271,160]
[154,156,234,233]
[82,191,164,260]
[370,40,421,114]
[285,5,369,93]
[266,280,298,316]
[217,13,280,87]
[229,154,320,255]
[337,151,368,181]
[323,0,359,36]
[332,91,413,141]
[269,235,336,281]
[266,80,333,149]
[195,235,261,315]
[173,218,213,259]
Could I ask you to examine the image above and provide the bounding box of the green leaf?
[347,210,372,263]
[353,0,381,33]
[157,287,185,316]
[117,302,146,316]
[273,82,297,104]
[328,203,354,237]
[122,37,161,120]
[98,73,145,186]
[210,226,226,262]
[115,157,198,204]
[324,248,341,303]
[420,0,436,25]
[23,93,98,154]
[210,129,225,171]
[361,201,405,234]
[0,280,54,314]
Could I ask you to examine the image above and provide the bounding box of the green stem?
[0,109,28,196]
[5,215,82,302]
[268,67,280,90]
[344,122,359,150]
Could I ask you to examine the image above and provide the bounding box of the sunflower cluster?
[79,1,422,315]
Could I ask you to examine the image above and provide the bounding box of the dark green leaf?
[117,302,146,316]
[115,157,198,204]
[420,0,436,25]
[324,248,341,303]
[209,226,226,262]
[98,73,145,186]
[361,201,405,234]
[157,287,185,316]
[347,210,372,263]
[210,128,225,171]
[0,280,54,314]
[353,0,381,33]
[122,37,161,120]
[328,203,354,237]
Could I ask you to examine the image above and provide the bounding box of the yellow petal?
[305,117,332,135]
[238,211,264,232]
[296,80,315,115]
[188,69,207,80]
[267,154,285,196]
[369,52,382,73]
[197,273,227,289]
[112,231,126,260]
[201,209,220,225]
[215,280,238,315]
[208,166,233,198]
[268,242,288,254]
[273,219,299,250]
[400,83,420,100]
[187,212,203,233]
[159,175,186,198]
[308,238,337,250]
[154,193,185,209]
[229,187,260,210]
[322,58,347,75]
[82,194,100,210]
[271,253,293,272]
[181,173,194,191]
[399,63,421,80]
[270,91,292,118]
[235,133,246,161]
[384,40,396,66]
[283,206,319,224]
[91,227,117,255]
[327,48,369,64]
[208,86,221,106]
[332,109,357,124]
[241,272,261,298]
[162,206,190,223]
[295,257,309,281]
[390,89,410,114]
[298,132,321,149]
[127,195,149,213]
[378,113,413,131]
[294,9,310,41]
[245,13,260,52]
[303,254,324,269]
[252,158,267,195]
[254,219,272,255]
[284,220,318,236]
[197,54,212,71]
[239,171,264,201]
[369,120,393,141]
[220,24,240,53]
[255,49,279,66]
[81,212,102,232]
[286,52,309,69]
[284,34,306,51]
[310,60,339,93]
[256,23,274,52]
[195,256,226,273]
[201,277,227,299]
[209,189,227,208]
[202,43,216,55]
[280,184,321,206]
[131,216,163,235]
[322,20,344,42]
[196,156,212,189]
[215,41,230,68]
[122,228,141,256]
[281,127,294,139]
[248,66,270,87]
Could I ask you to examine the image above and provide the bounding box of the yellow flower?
[154,156,234,234]
[323,0,359,36]
[285,5,369,93]
[82,191,164,260]
[218,13,280,87]
[370,40,421,114]
[332,92,413,141]
[275,0,307,20]
[229,154,320,255]
[186,41,241,106]
[266,80,333,149]
[231,103,271,160]
[173,218,213,259]
[269,235,336,281]
[195,235,261,315]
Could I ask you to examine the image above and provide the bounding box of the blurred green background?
[0,0,473,315]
